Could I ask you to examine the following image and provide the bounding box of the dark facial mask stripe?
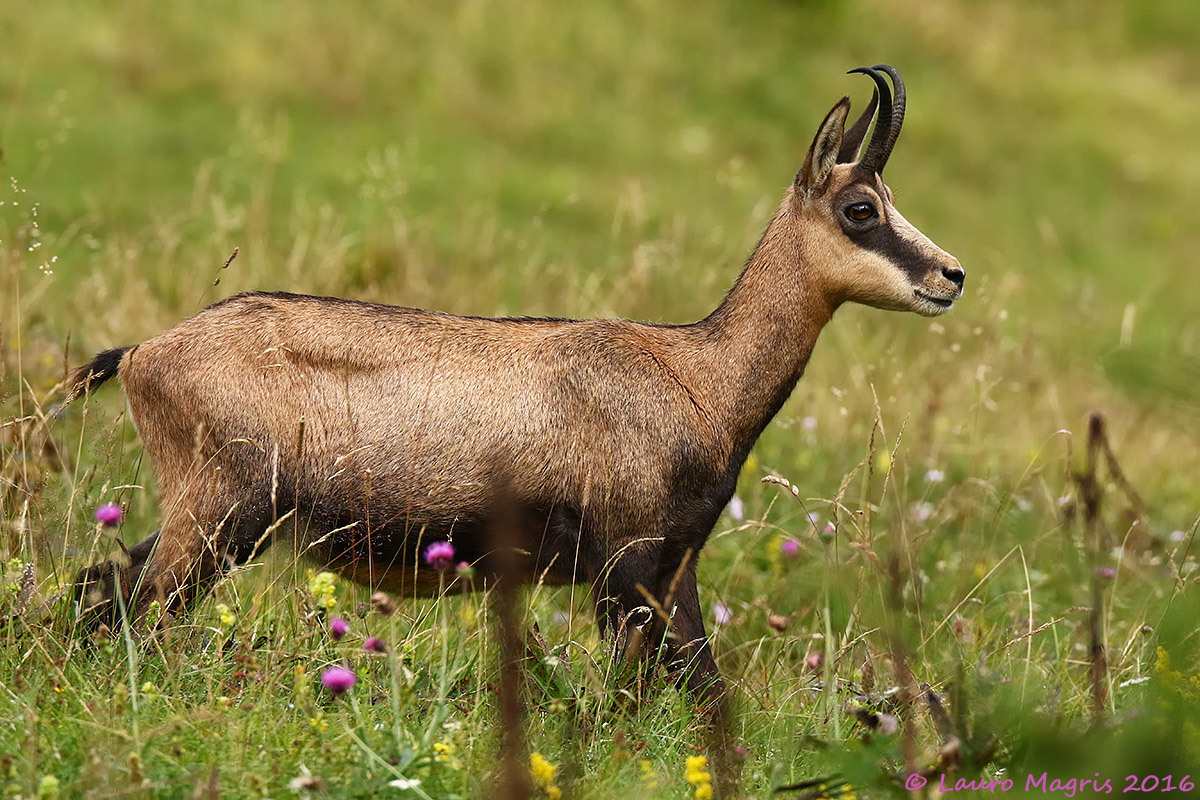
[843,222,930,282]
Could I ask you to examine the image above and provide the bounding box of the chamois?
[69,65,962,702]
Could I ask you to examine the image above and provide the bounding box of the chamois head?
[793,64,964,316]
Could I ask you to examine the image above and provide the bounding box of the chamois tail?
[65,347,132,404]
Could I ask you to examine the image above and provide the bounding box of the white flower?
[1170,530,1188,543]
[726,495,745,521]
[802,416,818,431]
[389,777,422,790]
[924,469,945,484]
[288,765,323,793]
[713,602,732,626]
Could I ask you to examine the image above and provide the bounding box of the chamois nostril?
[943,265,965,288]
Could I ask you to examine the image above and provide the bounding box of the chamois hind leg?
[76,480,270,630]
[74,530,160,627]
[127,483,270,624]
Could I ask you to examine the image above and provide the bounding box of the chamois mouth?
[913,289,956,315]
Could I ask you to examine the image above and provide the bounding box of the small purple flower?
[95,503,123,526]
[455,561,475,580]
[329,618,348,641]
[779,539,800,559]
[320,666,356,695]
[363,636,386,653]
[713,602,732,626]
[1094,566,1117,581]
[424,541,456,571]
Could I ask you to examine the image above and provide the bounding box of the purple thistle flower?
[363,636,386,653]
[95,503,123,526]
[320,666,356,695]
[1094,566,1117,581]
[424,541,456,571]
[329,618,348,641]
[779,539,800,559]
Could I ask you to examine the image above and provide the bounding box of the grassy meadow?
[3,0,1200,797]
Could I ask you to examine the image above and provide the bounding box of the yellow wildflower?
[434,742,452,762]
[530,752,557,785]
[685,755,713,798]
[640,759,660,788]
[37,775,60,800]
[768,535,784,569]
[216,603,236,626]
[306,570,338,610]
[530,752,561,798]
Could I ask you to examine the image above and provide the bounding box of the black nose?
[942,264,965,288]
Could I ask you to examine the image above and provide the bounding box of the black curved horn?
[872,64,906,173]
[848,67,892,175]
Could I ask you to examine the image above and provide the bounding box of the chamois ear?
[837,89,878,164]
[796,96,850,200]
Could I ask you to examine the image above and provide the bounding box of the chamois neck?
[694,200,835,445]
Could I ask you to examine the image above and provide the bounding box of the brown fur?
[69,68,962,703]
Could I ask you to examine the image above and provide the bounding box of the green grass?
[3,0,1200,797]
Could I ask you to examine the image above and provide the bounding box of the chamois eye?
[845,203,875,222]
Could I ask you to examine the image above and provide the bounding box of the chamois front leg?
[590,542,668,680]
[590,543,726,705]
[660,563,725,706]
[663,561,741,797]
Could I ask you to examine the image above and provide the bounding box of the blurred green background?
[3,0,1200,796]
